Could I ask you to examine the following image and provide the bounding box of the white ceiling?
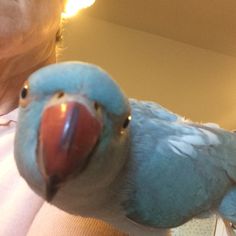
[83,0,236,57]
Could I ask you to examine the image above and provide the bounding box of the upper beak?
[37,100,102,201]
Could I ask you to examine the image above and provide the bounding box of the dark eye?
[20,82,30,107]
[122,115,132,129]
[20,84,29,99]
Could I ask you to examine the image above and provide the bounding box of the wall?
[59,15,236,129]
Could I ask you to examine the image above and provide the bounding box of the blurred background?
[60,0,236,130]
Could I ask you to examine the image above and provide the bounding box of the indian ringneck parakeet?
[15,62,236,236]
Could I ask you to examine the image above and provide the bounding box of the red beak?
[38,101,102,201]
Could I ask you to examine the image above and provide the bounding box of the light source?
[62,0,96,19]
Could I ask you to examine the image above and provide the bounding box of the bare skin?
[0,0,65,115]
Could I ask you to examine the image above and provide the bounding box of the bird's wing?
[124,100,236,228]
[130,99,236,181]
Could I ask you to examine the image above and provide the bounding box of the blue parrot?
[14,62,236,236]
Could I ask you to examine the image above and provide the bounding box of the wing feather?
[124,99,236,228]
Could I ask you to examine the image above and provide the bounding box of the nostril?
[57,92,64,99]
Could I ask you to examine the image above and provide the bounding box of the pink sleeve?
[0,124,44,236]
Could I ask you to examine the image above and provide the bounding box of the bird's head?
[14,62,131,205]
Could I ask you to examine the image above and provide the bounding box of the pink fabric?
[0,109,44,236]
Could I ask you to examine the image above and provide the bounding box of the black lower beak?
[45,175,61,202]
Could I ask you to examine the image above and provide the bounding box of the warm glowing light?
[61,103,67,113]
[62,0,96,19]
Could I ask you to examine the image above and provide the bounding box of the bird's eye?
[19,81,30,107]
[122,115,132,129]
[20,84,29,99]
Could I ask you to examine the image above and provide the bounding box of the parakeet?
[14,62,236,236]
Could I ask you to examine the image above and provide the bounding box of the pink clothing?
[0,109,230,236]
[0,109,43,236]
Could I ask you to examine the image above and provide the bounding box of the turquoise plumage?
[14,62,236,235]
